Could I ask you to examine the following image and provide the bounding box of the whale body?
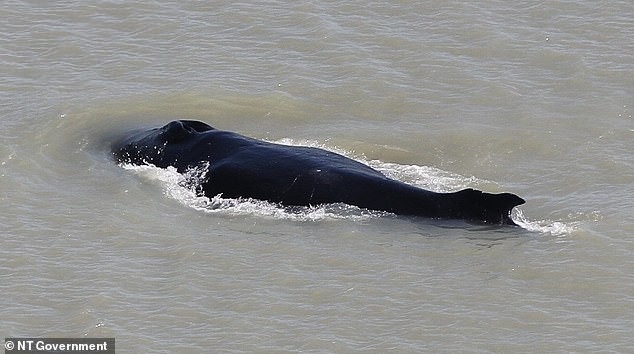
[112,120,525,225]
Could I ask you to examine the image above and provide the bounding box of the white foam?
[368,161,480,193]
[511,209,576,236]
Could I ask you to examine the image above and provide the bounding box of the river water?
[1,1,633,352]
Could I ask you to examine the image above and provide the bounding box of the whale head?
[111,120,214,166]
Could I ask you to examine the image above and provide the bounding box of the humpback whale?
[112,120,525,225]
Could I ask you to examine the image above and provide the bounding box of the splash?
[511,209,576,236]
[369,161,480,193]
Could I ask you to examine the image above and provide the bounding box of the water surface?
[1,0,633,352]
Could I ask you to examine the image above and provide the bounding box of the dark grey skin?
[112,120,525,225]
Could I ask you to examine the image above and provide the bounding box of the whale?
[111,120,525,225]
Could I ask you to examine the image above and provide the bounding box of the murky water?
[2,1,633,352]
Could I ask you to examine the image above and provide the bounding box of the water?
[1,0,632,352]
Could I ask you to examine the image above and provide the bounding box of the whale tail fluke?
[452,188,525,225]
